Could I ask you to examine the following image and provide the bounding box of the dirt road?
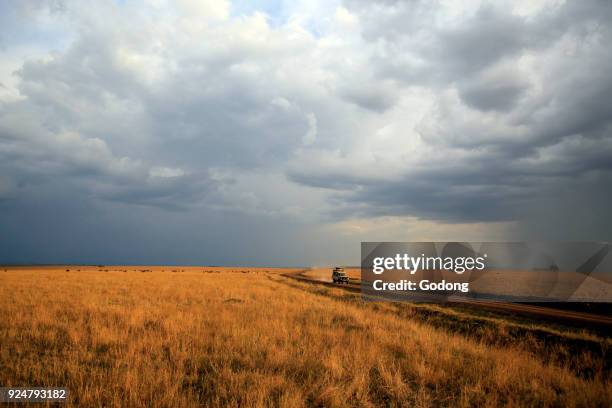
[284,269,612,333]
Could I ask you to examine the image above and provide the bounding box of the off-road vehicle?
[332,267,349,284]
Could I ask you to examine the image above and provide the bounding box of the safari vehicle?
[332,267,349,284]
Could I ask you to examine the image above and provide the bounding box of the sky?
[1,0,611,266]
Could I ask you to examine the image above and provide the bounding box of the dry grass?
[0,267,610,407]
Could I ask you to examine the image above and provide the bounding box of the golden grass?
[0,267,610,407]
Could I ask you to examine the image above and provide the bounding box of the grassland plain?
[0,267,611,407]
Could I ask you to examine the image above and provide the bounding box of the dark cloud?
[0,187,331,266]
[457,69,529,112]
[338,81,399,112]
[433,6,531,76]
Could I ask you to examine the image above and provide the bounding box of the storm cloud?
[1,0,611,265]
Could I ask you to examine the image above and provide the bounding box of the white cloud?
[176,0,230,20]
[334,6,358,27]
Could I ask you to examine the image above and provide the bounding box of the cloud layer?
[1,0,611,265]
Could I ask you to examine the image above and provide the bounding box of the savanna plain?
[0,266,610,407]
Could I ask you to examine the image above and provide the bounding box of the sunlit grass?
[0,267,610,407]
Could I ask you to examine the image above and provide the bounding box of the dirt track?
[284,269,612,333]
